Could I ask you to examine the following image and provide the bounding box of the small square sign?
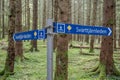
[57,23,65,33]
[39,30,46,39]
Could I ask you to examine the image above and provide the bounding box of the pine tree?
[30,0,38,52]
[54,0,71,80]
[0,0,16,79]
[15,0,23,61]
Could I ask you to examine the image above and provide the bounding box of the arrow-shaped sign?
[13,29,47,41]
[108,28,112,36]
[53,22,112,36]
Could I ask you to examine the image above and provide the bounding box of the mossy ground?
[0,40,120,80]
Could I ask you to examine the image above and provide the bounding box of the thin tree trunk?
[89,0,98,53]
[73,1,77,41]
[53,0,58,51]
[85,0,91,44]
[5,0,16,73]
[119,34,120,48]
[68,0,72,41]
[113,3,116,50]
[42,0,46,27]
[15,0,23,62]
[82,0,85,25]
[0,0,1,38]
[118,3,120,48]
[25,0,27,29]
[27,0,30,30]
[97,1,102,44]
[119,18,120,47]
[0,0,16,79]
[2,0,5,38]
[77,0,81,42]
[30,0,38,52]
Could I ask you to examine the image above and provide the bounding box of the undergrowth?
[0,40,120,80]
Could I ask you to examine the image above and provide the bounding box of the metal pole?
[46,19,53,80]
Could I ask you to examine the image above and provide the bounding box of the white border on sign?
[39,30,45,39]
[57,23,65,33]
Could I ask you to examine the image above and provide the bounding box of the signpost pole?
[46,19,53,80]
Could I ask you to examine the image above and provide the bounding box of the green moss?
[99,63,106,80]
[89,49,94,53]
[54,51,68,80]
[89,67,100,75]
[88,62,107,80]
[15,56,22,63]
[0,40,120,80]
[0,74,7,80]
[54,74,67,80]
[108,19,115,25]
[0,71,14,80]
[90,62,99,72]
[113,64,120,76]
[0,70,4,75]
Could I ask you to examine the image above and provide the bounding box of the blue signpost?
[13,29,46,41]
[53,22,112,36]
[13,20,112,80]
[38,29,47,39]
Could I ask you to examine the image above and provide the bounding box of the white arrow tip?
[108,28,112,36]
[13,34,16,41]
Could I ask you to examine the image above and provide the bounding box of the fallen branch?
[70,45,120,49]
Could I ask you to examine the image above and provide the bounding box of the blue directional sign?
[38,29,47,39]
[53,22,112,36]
[13,29,47,41]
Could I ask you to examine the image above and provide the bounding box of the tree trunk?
[54,0,71,80]
[27,0,30,30]
[68,0,72,42]
[24,0,27,30]
[90,0,120,79]
[113,4,116,50]
[30,0,38,52]
[97,1,103,44]
[15,0,23,62]
[82,0,85,25]
[85,0,91,44]
[118,4,120,48]
[53,0,58,51]
[0,0,1,38]
[42,0,46,27]
[73,0,77,41]
[89,0,98,53]
[119,34,120,47]
[0,0,16,79]
[5,0,16,73]
[99,0,118,76]
[119,18,120,47]
[101,0,116,75]
[2,0,5,38]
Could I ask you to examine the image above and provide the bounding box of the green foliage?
[0,40,120,80]
[99,63,106,80]
[108,19,115,25]
[89,48,95,53]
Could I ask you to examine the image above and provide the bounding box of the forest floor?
[0,40,120,80]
